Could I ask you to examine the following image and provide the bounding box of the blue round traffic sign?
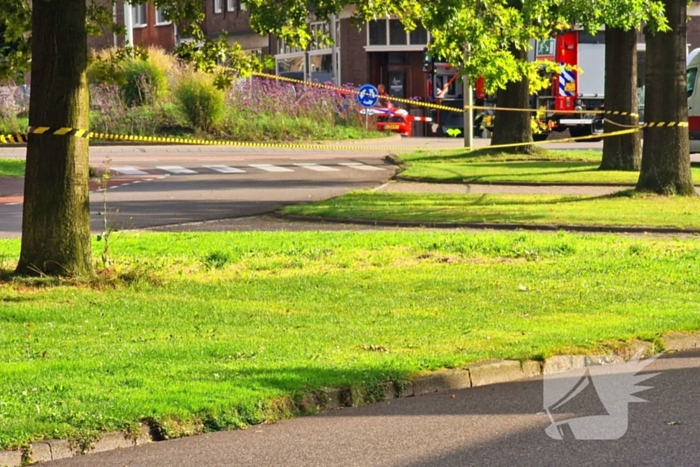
[357,84,379,108]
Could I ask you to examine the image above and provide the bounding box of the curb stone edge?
[1,332,698,466]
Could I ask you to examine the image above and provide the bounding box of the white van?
[687,48,700,152]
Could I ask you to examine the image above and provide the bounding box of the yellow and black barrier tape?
[604,110,639,117]
[246,69,637,116]
[641,121,689,128]
[29,126,90,137]
[0,134,28,144]
[1,127,644,151]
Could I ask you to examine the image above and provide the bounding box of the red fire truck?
[424,31,605,139]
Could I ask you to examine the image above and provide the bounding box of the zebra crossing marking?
[157,166,198,174]
[293,163,340,172]
[248,164,294,173]
[112,166,149,175]
[203,165,246,173]
[338,162,386,171]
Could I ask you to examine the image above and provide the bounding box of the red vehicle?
[423,31,605,139]
[367,107,432,137]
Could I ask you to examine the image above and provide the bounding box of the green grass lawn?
[284,191,700,229]
[396,148,700,185]
[400,148,604,164]
[0,159,25,178]
[2,231,700,448]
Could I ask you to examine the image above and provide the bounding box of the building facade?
[203,0,272,55]
[87,1,177,51]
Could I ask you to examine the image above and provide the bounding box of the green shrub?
[87,47,173,106]
[0,116,23,134]
[121,59,169,106]
[174,74,225,132]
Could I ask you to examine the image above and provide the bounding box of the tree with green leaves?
[636,0,694,194]
[0,0,257,276]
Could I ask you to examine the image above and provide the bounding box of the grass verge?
[0,159,25,178]
[396,148,700,185]
[1,231,700,448]
[283,191,700,229]
[400,148,604,164]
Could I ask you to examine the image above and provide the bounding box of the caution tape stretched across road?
[1,127,646,152]
[248,69,636,116]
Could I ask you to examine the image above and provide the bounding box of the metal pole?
[124,2,134,46]
[331,15,338,86]
[463,46,474,149]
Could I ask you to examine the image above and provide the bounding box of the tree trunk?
[491,45,533,154]
[600,27,641,171]
[15,0,93,276]
[636,0,694,195]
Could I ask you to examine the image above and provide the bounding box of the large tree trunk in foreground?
[16,0,93,276]
[637,0,694,195]
[600,27,641,171]
[491,45,533,154]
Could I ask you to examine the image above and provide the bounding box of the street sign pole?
[464,46,474,149]
[357,84,379,133]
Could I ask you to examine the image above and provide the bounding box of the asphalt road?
[43,349,700,467]
[0,142,401,238]
[0,137,697,238]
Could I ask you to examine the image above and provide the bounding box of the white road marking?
[248,164,294,173]
[338,162,386,171]
[157,166,198,174]
[293,163,340,172]
[203,165,246,173]
[112,166,148,175]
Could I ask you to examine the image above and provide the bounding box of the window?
[227,0,235,11]
[409,24,428,46]
[275,21,340,83]
[132,4,147,27]
[214,0,222,13]
[389,20,407,45]
[156,7,170,25]
[688,67,698,97]
[367,19,430,50]
[369,21,387,46]
[240,2,247,11]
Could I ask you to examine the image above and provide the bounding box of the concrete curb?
[273,212,700,235]
[2,332,699,466]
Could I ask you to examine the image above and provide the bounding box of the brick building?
[270,9,432,101]
[202,0,271,54]
[87,1,177,51]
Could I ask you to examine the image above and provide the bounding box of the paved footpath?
[45,350,700,467]
[376,181,636,196]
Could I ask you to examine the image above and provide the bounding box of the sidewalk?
[375,181,634,196]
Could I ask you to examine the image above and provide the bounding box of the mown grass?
[400,161,700,185]
[396,148,700,185]
[1,231,700,448]
[0,159,25,178]
[284,191,700,228]
[400,148,603,164]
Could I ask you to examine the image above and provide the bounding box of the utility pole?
[123,2,134,46]
[463,46,474,149]
[331,15,338,86]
